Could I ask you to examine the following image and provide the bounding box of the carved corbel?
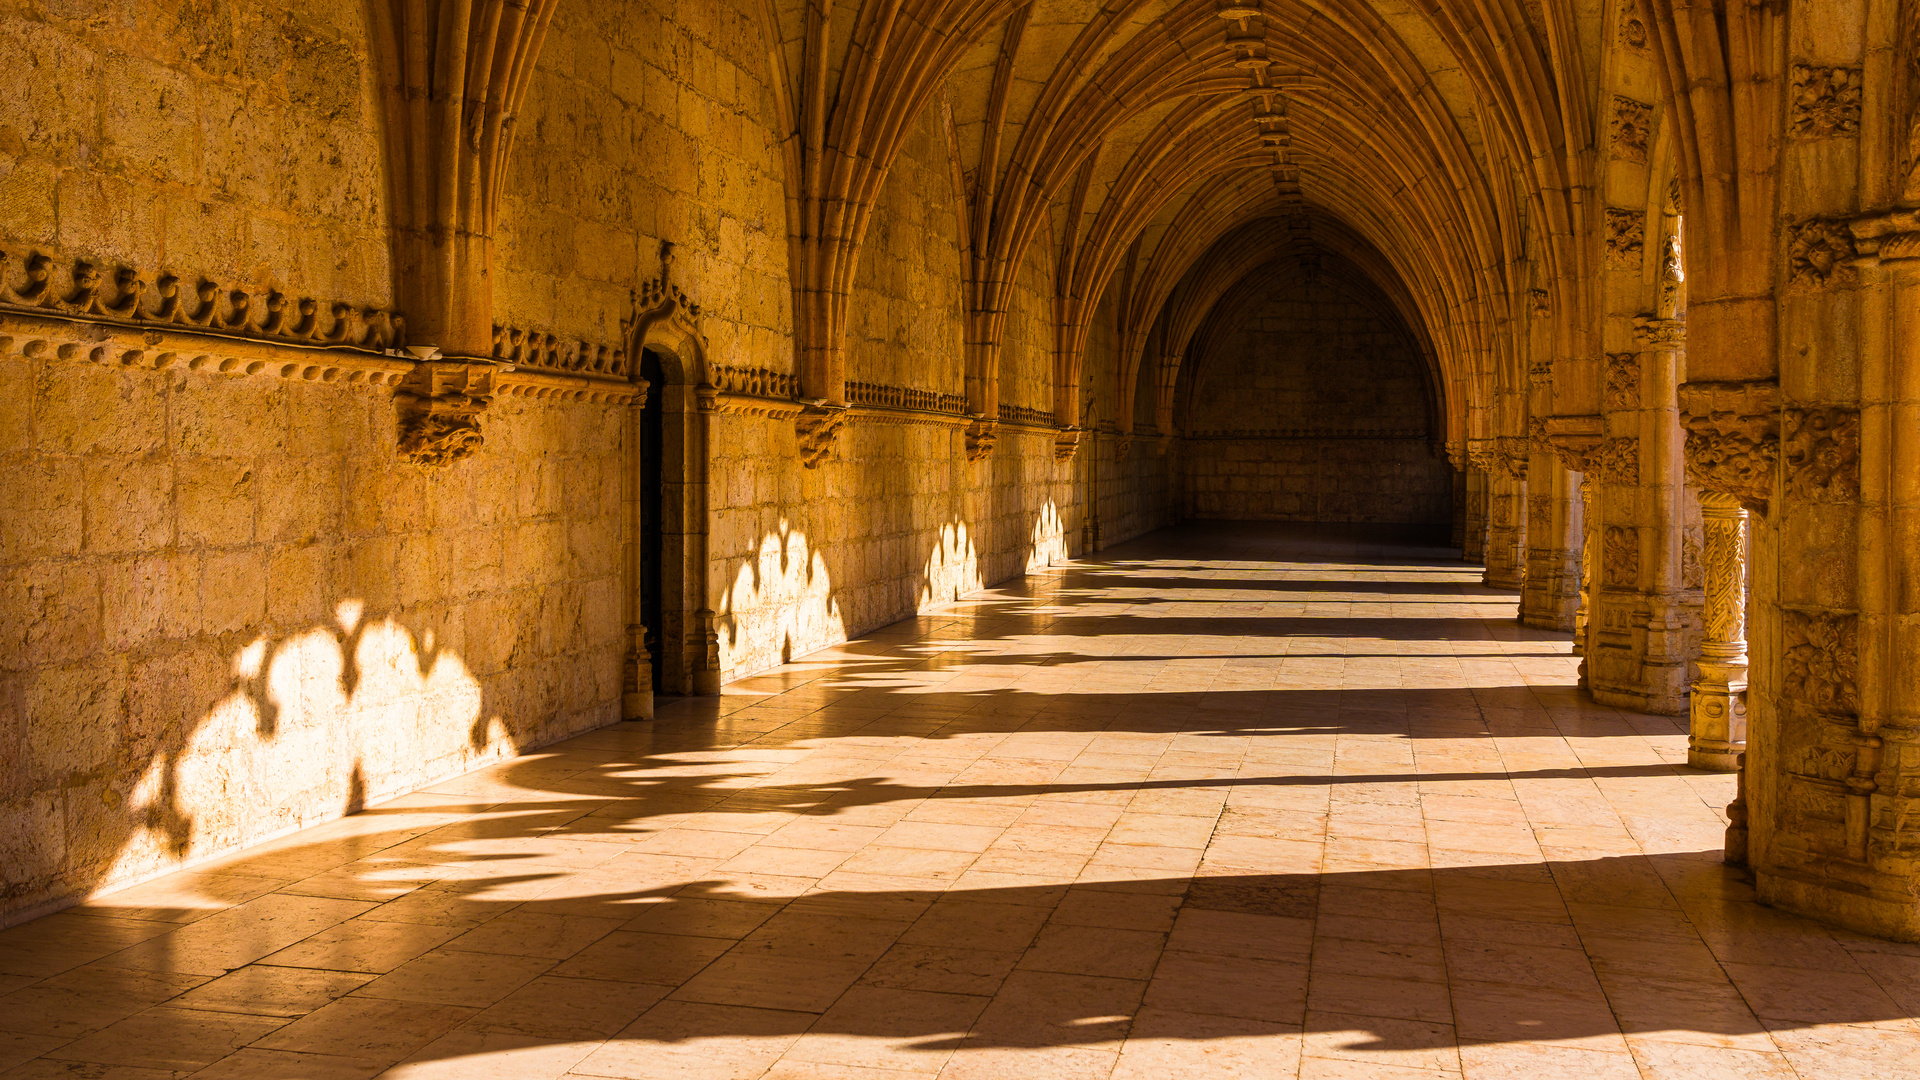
[1543,414,1605,475]
[1493,436,1530,480]
[1633,316,1684,352]
[396,356,499,466]
[965,417,998,462]
[1467,441,1497,473]
[1054,427,1082,462]
[796,404,847,468]
[1679,381,1780,514]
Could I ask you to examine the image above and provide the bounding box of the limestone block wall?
[1180,273,1449,525]
[0,0,392,308]
[1185,439,1451,524]
[0,352,625,924]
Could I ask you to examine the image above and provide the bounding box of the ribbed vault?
[750,0,1599,460]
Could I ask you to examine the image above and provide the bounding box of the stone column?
[1574,475,1596,686]
[1483,439,1528,590]
[1521,452,1582,630]
[1462,461,1490,565]
[1688,491,1748,770]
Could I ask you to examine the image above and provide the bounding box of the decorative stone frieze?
[1605,208,1646,267]
[702,366,806,419]
[1602,525,1639,587]
[1611,96,1653,162]
[847,382,967,414]
[1678,381,1780,511]
[1787,218,1859,288]
[1789,64,1863,139]
[0,249,405,351]
[492,324,628,379]
[1682,528,1704,590]
[1783,407,1861,502]
[999,402,1056,428]
[1604,354,1639,409]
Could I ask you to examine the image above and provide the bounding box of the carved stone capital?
[965,417,998,462]
[1467,440,1497,473]
[1590,437,1641,486]
[396,359,499,467]
[1679,380,1780,512]
[795,404,847,468]
[1633,316,1685,351]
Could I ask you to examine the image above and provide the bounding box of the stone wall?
[0,0,1175,924]
[1180,270,1449,525]
[0,348,625,923]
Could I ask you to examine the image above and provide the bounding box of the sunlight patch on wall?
[101,603,502,892]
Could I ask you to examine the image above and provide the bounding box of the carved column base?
[692,608,722,696]
[623,623,655,721]
[1688,655,1747,770]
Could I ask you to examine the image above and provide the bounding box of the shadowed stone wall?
[1180,269,1450,525]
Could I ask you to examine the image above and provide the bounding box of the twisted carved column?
[1688,491,1749,770]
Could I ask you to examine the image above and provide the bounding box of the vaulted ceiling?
[753,0,1605,442]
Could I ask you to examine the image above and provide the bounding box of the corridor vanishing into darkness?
[1,524,1913,1079]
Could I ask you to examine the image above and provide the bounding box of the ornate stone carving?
[1529,289,1550,319]
[1527,415,1550,450]
[1787,218,1858,288]
[396,361,497,467]
[1850,209,1920,263]
[1590,437,1641,486]
[1618,0,1648,50]
[1493,436,1530,480]
[1543,414,1605,475]
[0,249,404,351]
[1528,360,1553,389]
[1054,427,1082,462]
[1527,494,1552,537]
[1634,315,1684,353]
[1678,381,1780,511]
[1781,610,1859,716]
[1604,353,1639,410]
[847,382,967,414]
[491,324,627,378]
[965,418,998,461]
[1783,407,1861,502]
[1682,527,1704,589]
[795,405,847,468]
[1605,208,1645,268]
[1656,233,1685,315]
[1603,525,1640,587]
[1789,64,1863,138]
[1611,96,1653,163]
[999,402,1055,428]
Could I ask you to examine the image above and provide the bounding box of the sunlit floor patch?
[0,522,1910,1079]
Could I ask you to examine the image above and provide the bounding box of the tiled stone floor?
[5,522,1920,1079]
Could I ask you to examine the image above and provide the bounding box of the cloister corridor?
[1,523,1913,1080]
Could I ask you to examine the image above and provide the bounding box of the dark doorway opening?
[640,348,666,690]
